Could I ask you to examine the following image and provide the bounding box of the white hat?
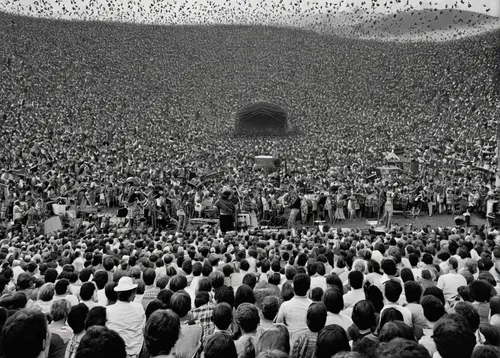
[114,277,138,292]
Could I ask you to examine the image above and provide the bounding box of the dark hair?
[454,302,480,332]
[469,280,494,303]
[422,287,445,306]
[85,306,107,329]
[311,287,324,302]
[104,282,118,304]
[80,282,96,301]
[323,288,343,314]
[478,323,500,346]
[352,300,376,331]
[261,296,280,321]
[433,314,476,358]
[55,278,70,295]
[93,271,108,290]
[212,302,233,330]
[293,273,311,296]
[384,280,402,303]
[421,295,445,323]
[240,260,250,272]
[400,268,415,283]
[281,283,295,302]
[236,303,260,333]
[169,275,188,292]
[348,271,364,289]
[404,281,422,304]
[68,303,90,334]
[316,324,350,358]
[256,325,290,355]
[170,291,191,318]
[75,326,127,358]
[381,259,397,276]
[378,308,404,333]
[215,286,235,307]
[471,346,500,358]
[143,269,156,286]
[44,268,58,283]
[144,309,180,356]
[366,285,384,313]
[209,271,225,290]
[307,302,327,333]
[376,338,430,358]
[0,309,48,358]
[204,332,237,358]
[378,321,415,343]
[326,273,344,293]
[156,276,170,290]
[243,273,257,289]
[235,284,256,309]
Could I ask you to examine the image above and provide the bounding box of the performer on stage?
[214,187,237,233]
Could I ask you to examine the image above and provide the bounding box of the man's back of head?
[75,326,126,358]
[0,308,49,358]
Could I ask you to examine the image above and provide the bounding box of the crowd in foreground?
[1,221,500,358]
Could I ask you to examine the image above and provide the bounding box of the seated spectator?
[235,285,256,309]
[437,258,467,306]
[144,309,181,358]
[0,308,51,358]
[104,282,118,306]
[323,288,353,333]
[378,321,415,343]
[257,296,280,336]
[276,273,312,347]
[85,306,107,329]
[291,302,327,358]
[66,303,90,358]
[403,281,426,339]
[348,300,377,350]
[54,279,79,307]
[106,276,145,357]
[49,299,73,343]
[469,280,494,324]
[453,301,485,346]
[235,303,260,358]
[210,302,233,335]
[191,291,215,337]
[79,282,98,310]
[93,271,109,307]
[75,326,127,358]
[380,280,412,327]
[418,295,445,357]
[171,290,203,358]
[432,314,476,358]
[315,324,350,358]
[141,269,159,311]
[256,324,291,356]
[376,338,430,358]
[377,308,404,335]
[204,332,237,358]
[33,282,55,315]
[343,271,365,317]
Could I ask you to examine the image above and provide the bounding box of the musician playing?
[214,187,237,233]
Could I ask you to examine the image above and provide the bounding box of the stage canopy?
[235,102,290,135]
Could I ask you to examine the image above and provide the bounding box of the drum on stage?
[237,212,251,229]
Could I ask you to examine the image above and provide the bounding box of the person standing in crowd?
[214,188,237,234]
[284,186,301,230]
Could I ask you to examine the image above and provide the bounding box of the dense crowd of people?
[1,6,500,358]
